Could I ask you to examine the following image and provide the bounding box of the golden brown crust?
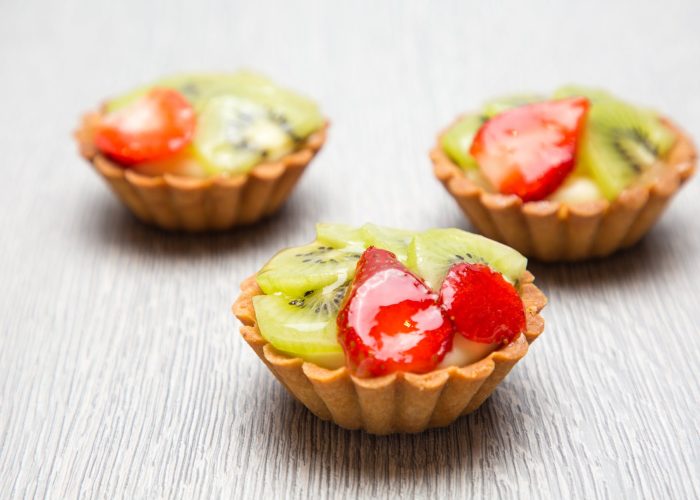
[75,113,327,231]
[232,271,547,434]
[431,118,697,261]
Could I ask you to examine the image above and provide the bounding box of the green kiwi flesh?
[315,223,413,262]
[256,243,361,297]
[315,223,365,249]
[440,114,484,169]
[106,71,323,137]
[193,95,295,175]
[252,285,346,369]
[360,223,414,263]
[217,71,324,138]
[406,228,527,290]
[440,96,543,170]
[554,86,676,199]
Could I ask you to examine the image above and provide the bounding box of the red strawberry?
[439,263,525,345]
[337,247,453,377]
[95,87,196,165]
[470,96,589,201]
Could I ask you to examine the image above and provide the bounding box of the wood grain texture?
[0,0,699,498]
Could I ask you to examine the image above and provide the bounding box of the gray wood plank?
[0,0,698,498]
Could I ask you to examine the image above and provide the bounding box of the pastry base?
[232,272,546,435]
[431,119,696,261]
[75,114,327,232]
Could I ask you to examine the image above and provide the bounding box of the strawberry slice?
[439,263,525,345]
[94,88,196,165]
[470,96,589,201]
[337,247,453,377]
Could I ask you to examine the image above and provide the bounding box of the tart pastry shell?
[232,272,546,435]
[431,119,696,261]
[75,113,327,232]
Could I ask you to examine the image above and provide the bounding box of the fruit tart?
[75,71,327,231]
[432,86,696,261]
[232,223,546,434]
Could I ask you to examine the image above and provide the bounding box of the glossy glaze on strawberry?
[94,88,196,165]
[336,247,453,377]
[470,96,589,201]
[440,263,525,345]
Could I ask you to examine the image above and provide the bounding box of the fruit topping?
[406,228,527,290]
[252,281,347,369]
[316,223,414,263]
[554,86,676,199]
[470,96,590,201]
[439,263,525,345]
[360,224,414,263]
[337,248,453,377]
[256,243,361,297]
[95,88,196,165]
[441,114,484,169]
[222,71,324,138]
[106,71,324,138]
[100,72,324,175]
[253,225,530,374]
[193,95,296,174]
[316,223,365,249]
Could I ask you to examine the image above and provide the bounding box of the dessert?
[75,71,327,231]
[433,86,696,261]
[233,224,547,434]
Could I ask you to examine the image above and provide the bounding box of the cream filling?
[463,168,606,203]
[547,175,604,203]
[438,333,500,369]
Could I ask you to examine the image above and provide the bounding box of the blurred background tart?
[432,86,696,261]
[76,71,327,231]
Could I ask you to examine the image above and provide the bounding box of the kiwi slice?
[315,223,415,262]
[192,95,296,175]
[441,114,484,169]
[218,71,324,138]
[407,228,527,289]
[252,282,347,369]
[360,223,413,263]
[315,223,365,249]
[256,242,361,297]
[576,98,676,199]
[482,93,545,118]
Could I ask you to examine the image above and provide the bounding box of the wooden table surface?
[1,1,699,498]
